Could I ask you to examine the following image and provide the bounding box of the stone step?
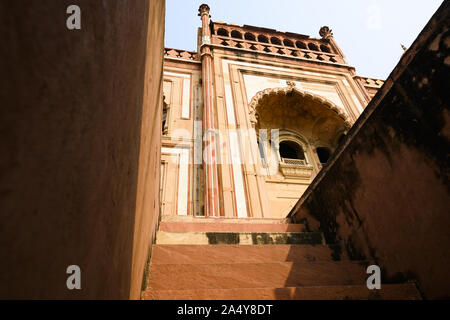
[143,283,421,300]
[161,215,289,224]
[151,244,347,264]
[147,261,368,290]
[159,221,305,233]
[155,231,324,245]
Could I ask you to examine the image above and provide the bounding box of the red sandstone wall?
[0,0,165,299]
[289,2,450,299]
[130,0,165,300]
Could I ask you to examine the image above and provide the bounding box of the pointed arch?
[248,85,352,129]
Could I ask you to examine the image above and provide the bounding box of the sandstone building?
[161,4,383,220]
[143,3,449,300]
[1,1,448,300]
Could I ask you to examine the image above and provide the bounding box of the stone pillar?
[198,4,221,217]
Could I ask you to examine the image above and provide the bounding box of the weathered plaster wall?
[289,2,450,299]
[0,0,165,299]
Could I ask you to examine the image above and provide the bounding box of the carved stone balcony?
[279,158,314,179]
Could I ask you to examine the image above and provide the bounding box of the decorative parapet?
[164,48,199,61]
[355,76,385,88]
[210,22,347,65]
[355,76,385,99]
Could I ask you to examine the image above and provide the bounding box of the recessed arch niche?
[248,84,352,173]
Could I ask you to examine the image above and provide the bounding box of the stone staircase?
[142,216,421,300]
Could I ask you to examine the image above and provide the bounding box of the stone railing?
[164,48,199,61]
[355,76,384,88]
[210,22,346,65]
[211,35,345,64]
[280,158,307,166]
[279,158,314,179]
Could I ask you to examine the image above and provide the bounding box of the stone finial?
[198,4,211,17]
[319,26,333,39]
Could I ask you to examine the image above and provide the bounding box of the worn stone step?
[151,244,346,264]
[161,215,289,224]
[159,221,305,233]
[155,231,324,245]
[143,283,421,300]
[147,261,368,290]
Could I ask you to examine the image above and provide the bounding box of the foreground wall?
[0,0,165,299]
[289,2,450,299]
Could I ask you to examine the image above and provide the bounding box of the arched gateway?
[247,82,353,216]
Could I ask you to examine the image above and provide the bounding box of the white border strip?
[164,71,191,78]
[161,147,190,216]
[222,60,248,218]
[181,77,191,119]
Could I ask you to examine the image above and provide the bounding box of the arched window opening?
[217,28,229,37]
[283,39,294,47]
[308,43,319,51]
[279,141,305,160]
[296,41,307,49]
[270,37,282,45]
[320,45,331,53]
[258,35,269,43]
[162,101,168,135]
[245,32,256,41]
[230,30,243,39]
[316,147,331,164]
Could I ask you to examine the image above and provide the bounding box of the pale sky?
[165,0,444,79]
